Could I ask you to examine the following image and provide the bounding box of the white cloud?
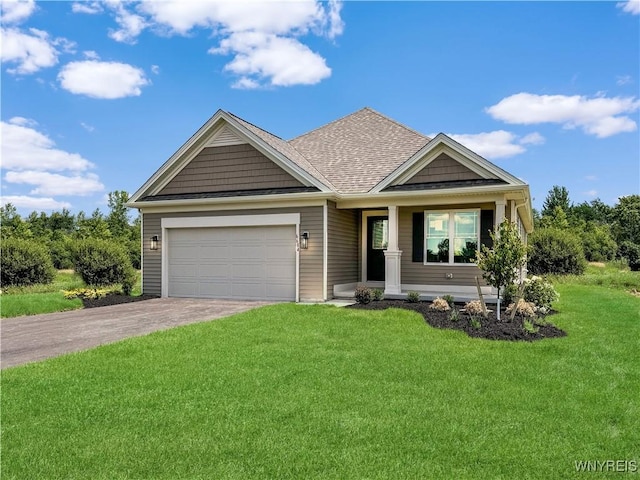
[617,75,632,85]
[1,118,94,171]
[0,27,58,74]
[80,122,95,132]
[215,32,330,87]
[92,0,343,88]
[486,92,640,138]
[443,130,545,159]
[326,0,344,39]
[1,118,104,208]
[83,50,100,60]
[5,171,105,196]
[232,77,260,90]
[6,116,37,127]
[1,195,71,210]
[617,0,640,15]
[446,131,526,159]
[584,189,599,197]
[139,1,327,36]
[71,1,103,14]
[151,64,160,74]
[519,132,545,145]
[585,175,598,181]
[0,0,35,24]
[107,1,146,44]
[58,60,150,99]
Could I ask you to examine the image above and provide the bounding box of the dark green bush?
[1,238,55,287]
[72,239,133,287]
[502,283,519,306]
[528,228,586,275]
[618,241,640,272]
[581,225,617,262]
[127,239,141,270]
[50,237,74,269]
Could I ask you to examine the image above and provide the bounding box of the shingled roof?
[288,108,431,194]
[227,112,336,191]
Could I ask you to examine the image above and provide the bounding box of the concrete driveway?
[1,298,270,369]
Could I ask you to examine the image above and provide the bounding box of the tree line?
[529,187,640,274]
[1,191,140,270]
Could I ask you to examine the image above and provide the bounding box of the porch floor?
[333,288,499,304]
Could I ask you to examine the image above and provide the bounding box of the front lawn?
[0,270,85,318]
[2,284,638,479]
[0,270,143,318]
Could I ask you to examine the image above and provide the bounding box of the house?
[127,108,533,302]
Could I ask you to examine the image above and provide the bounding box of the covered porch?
[328,193,531,303]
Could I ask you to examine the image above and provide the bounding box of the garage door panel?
[170,281,199,297]
[198,263,231,278]
[200,245,230,260]
[199,280,232,297]
[168,225,296,300]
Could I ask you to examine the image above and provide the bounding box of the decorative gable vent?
[205,124,247,147]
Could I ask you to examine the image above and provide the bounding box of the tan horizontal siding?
[298,207,324,300]
[158,144,304,196]
[142,214,162,296]
[406,153,483,184]
[399,205,493,287]
[327,202,359,296]
[142,206,323,301]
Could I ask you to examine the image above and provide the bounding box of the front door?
[367,216,388,281]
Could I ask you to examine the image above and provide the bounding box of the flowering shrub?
[523,276,559,310]
[354,285,371,304]
[463,300,485,316]
[63,287,116,300]
[506,299,537,318]
[430,297,451,311]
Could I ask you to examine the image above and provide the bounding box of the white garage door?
[167,226,296,301]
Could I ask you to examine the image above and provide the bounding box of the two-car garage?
[162,215,299,301]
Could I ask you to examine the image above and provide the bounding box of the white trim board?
[161,213,300,229]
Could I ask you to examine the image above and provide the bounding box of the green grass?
[2,285,638,479]
[0,271,85,318]
[0,270,142,318]
[549,261,640,291]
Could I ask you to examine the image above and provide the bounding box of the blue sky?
[1,0,639,216]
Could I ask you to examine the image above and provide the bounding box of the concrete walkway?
[1,298,269,369]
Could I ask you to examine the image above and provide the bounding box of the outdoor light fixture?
[150,235,159,250]
[300,231,309,250]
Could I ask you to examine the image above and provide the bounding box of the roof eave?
[126,190,337,210]
[370,133,526,193]
[129,110,333,204]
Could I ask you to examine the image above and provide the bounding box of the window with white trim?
[425,210,479,264]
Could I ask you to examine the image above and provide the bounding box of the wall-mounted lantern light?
[150,235,159,251]
[300,231,309,250]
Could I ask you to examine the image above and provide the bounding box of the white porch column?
[495,200,506,231]
[384,205,402,295]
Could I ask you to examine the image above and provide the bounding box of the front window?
[425,210,479,264]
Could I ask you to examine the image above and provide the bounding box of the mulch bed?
[347,300,566,342]
[82,294,159,309]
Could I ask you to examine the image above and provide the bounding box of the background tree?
[107,190,131,239]
[610,195,640,246]
[542,185,570,218]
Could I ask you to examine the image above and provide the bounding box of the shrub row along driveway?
[1,298,269,369]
